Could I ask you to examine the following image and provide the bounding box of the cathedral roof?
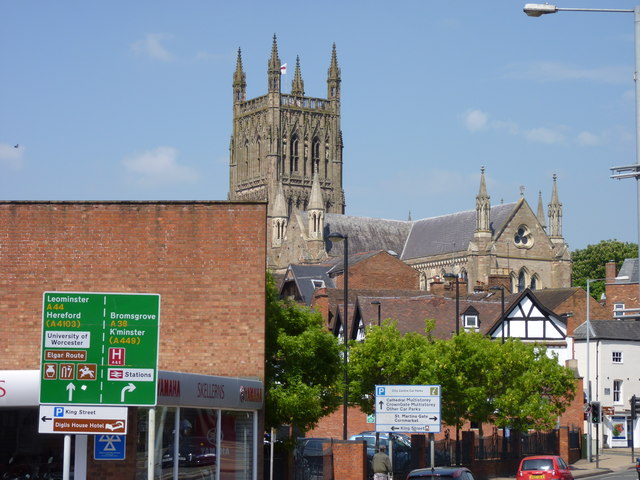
[401,202,517,261]
[323,214,412,258]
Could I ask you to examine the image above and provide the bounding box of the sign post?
[40,292,160,406]
[375,385,441,434]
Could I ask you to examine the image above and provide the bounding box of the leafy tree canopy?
[348,323,576,432]
[265,272,342,434]
[572,239,637,300]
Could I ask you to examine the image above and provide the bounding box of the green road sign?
[40,292,160,406]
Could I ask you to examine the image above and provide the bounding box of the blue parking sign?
[94,435,126,460]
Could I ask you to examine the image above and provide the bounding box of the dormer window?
[463,315,478,331]
[311,280,325,289]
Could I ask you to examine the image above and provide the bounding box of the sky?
[1,1,639,251]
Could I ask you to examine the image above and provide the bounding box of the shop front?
[0,369,263,480]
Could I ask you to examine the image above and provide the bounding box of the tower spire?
[268,34,282,93]
[476,166,491,232]
[536,190,547,231]
[233,48,246,103]
[291,55,304,96]
[548,174,563,238]
[327,43,340,100]
[307,172,325,240]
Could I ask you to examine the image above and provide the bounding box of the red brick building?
[0,201,266,480]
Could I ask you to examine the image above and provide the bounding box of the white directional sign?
[375,384,441,434]
[38,404,128,435]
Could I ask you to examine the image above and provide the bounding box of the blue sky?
[1,1,638,251]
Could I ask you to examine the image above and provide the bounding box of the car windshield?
[522,459,553,471]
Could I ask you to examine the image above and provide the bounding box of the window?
[311,280,325,289]
[517,270,526,292]
[612,351,623,364]
[463,315,478,330]
[613,380,622,404]
[514,225,533,248]
[614,303,625,318]
[290,135,299,173]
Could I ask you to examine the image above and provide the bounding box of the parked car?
[349,431,412,472]
[406,466,476,479]
[516,455,573,480]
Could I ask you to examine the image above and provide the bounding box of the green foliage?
[265,272,343,434]
[572,239,637,300]
[348,323,576,433]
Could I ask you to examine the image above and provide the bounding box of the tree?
[572,239,637,300]
[349,324,576,433]
[265,272,343,435]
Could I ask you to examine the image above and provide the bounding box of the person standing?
[372,444,392,480]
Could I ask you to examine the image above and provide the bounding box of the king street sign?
[40,292,160,406]
[375,385,442,434]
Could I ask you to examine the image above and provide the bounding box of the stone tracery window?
[514,225,533,248]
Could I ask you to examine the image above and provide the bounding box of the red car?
[517,455,574,480]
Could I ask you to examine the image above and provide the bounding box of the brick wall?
[332,440,367,480]
[332,252,419,291]
[0,201,266,378]
[0,201,266,479]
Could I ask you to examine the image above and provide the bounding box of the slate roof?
[616,258,639,284]
[283,263,336,305]
[402,203,517,260]
[322,214,412,258]
[528,288,582,311]
[573,319,640,341]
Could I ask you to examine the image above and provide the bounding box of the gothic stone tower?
[229,36,345,228]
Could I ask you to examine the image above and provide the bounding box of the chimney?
[605,261,617,283]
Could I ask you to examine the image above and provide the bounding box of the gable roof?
[401,203,517,260]
[573,319,640,341]
[616,258,639,284]
[281,263,336,305]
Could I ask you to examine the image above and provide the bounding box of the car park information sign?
[375,384,441,434]
[40,292,160,406]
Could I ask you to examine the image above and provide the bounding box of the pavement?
[492,448,639,479]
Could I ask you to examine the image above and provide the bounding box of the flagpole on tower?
[280,63,287,92]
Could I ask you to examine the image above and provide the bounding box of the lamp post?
[524,1,640,314]
[329,232,349,440]
[371,300,381,327]
[585,278,605,464]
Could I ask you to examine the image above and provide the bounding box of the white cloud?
[525,127,566,145]
[463,109,489,132]
[0,143,25,169]
[131,34,175,61]
[122,147,198,187]
[503,61,628,85]
[576,131,602,147]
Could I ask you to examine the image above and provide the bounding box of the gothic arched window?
[290,135,299,173]
[518,270,526,292]
[256,138,261,176]
[312,137,320,176]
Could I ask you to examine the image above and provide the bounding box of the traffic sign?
[40,292,160,406]
[94,435,126,460]
[375,384,441,434]
[38,405,128,435]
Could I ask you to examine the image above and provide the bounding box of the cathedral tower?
[228,36,345,225]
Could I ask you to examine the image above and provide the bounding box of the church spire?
[233,48,246,103]
[291,55,305,96]
[327,43,340,100]
[271,181,288,248]
[548,174,563,238]
[267,34,281,93]
[536,190,547,231]
[475,166,491,232]
[307,173,325,240]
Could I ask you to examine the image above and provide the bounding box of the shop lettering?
[242,386,262,403]
[0,380,5,398]
[158,379,181,398]
[197,382,224,399]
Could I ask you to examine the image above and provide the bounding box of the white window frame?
[613,303,625,318]
[613,379,623,404]
[463,315,478,330]
[612,351,623,364]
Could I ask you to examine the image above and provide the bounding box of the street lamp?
[328,232,349,440]
[371,300,381,327]
[524,2,640,310]
[586,278,605,465]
